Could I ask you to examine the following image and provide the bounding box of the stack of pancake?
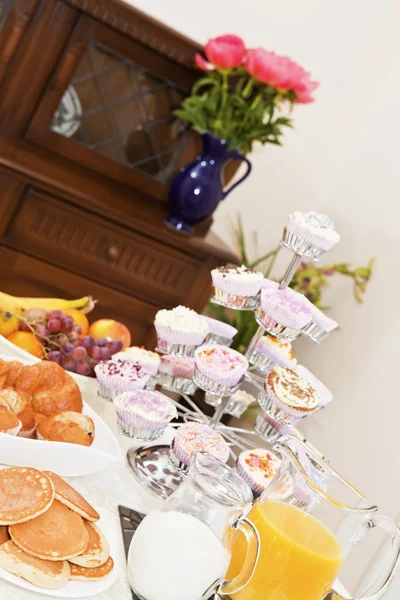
[0,467,113,590]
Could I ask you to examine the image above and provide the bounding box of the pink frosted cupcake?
[247,333,297,373]
[203,316,237,346]
[171,423,230,472]
[302,307,338,344]
[113,346,161,376]
[94,358,150,401]
[256,288,313,339]
[114,390,177,441]
[236,448,281,495]
[211,264,263,310]
[158,356,197,394]
[154,305,208,356]
[296,364,332,408]
[282,211,340,260]
[194,344,248,395]
[261,366,320,424]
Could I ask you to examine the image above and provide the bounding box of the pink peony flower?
[196,34,246,71]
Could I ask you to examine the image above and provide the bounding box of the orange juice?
[228,501,343,600]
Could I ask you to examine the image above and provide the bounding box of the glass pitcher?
[227,435,400,600]
[127,451,260,600]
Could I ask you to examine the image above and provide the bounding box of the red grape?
[47,310,63,320]
[95,337,109,347]
[61,356,77,372]
[19,321,31,332]
[61,342,74,355]
[47,350,62,364]
[48,319,61,334]
[100,347,112,360]
[89,346,102,360]
[71,346,87,361]
[108,340,123,354]
[81,335,95,349]
[75,360,91,376]
[61,316,74,333]
[35,324,49,339]
[73,325,83,335]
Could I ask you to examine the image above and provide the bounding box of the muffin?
[203,316,237,346]
[94,358,150,401]
[296,364,332,408]
[171,423,230,472]
[0,406,21,436]
[113,390,177,441]
[236,448,281,495]
[0,390,35,438]
[113,347,161,376]
[302,307,338,344]
[247,333,297,373]
[262,366,320,424]
[256,288,313,339]
[225,390,256,418]
[282,211,340,260]
[194,345,248,395]
[211,264,263,309]
[154,306,208,355]
[37,412,95,446]
[158,356,197,394]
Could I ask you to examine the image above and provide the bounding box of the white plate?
[0,506,119,597]
[0,344,121,477]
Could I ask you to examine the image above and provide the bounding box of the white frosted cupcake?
[171,423,230,472]
[113,347,161,376]
[262,366,320,424]
[236,448,281,495]
[158,356,197,394]
[256,288,313,339]
[296,364,333,408]
[94,358,150,401]
[114,390,177,441]
[154,306,208,356]
[302,307,338,343]
[203,316,237,346]
[247,333,297,373]
[211,264,263,309]
[282,211,340,260]
[194,345,248,395]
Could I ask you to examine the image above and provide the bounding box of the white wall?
[126,0,400,592]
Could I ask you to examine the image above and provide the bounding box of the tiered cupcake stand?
[126,215,338,500]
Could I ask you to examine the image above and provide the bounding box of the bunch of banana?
[0,292,94,315]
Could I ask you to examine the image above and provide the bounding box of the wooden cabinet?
[0,0,237,344]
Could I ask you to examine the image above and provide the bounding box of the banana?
[0,292,93,315]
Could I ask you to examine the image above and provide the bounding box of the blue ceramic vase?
[165,133,252,233]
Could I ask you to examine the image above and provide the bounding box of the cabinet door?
[26,14,200,203]
[0,247,158,347]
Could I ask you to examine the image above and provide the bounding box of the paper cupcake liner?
[1,421,22,436]
[301,322,330,344]
[255,307,301,340]
[169,443,191,473]
[205,332,233,347]
[236,460,264,496]
[211,287,259,310]
[281,229,327,261]
[157,373,197,395]
[211,272,263,297]
[193,365,244,396]
[154,324,207,347]
[258,390,302,425]
[156,336,200,358]
[97,381,146,402]
[114,399,173,433]
[117,419,165,441]
[18,425,36,439]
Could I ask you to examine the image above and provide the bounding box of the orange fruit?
[63,308,89,336]
[89,319,131,350]
[7,331,45,359]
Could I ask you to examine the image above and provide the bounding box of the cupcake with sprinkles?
[236,448,282,496]
[114,389,177,441]
[113,346,161,376]
[194,344,248,395]
[282,211,340,260]
[171,423,230,473]
[94,358,150,401]
[211,264,264,309]
[256,287,313,340]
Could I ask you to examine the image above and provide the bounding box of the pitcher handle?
[219,517,260,596]
[325,515,400,600]
[222,152,252,199]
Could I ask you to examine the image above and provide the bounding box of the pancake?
[69,521,109,568]
[0,540,70,589]
[43,471,99,522]
[0,525,10,544]
[9,500,89,561]
[69,556,114,580]
[0,468,54,525]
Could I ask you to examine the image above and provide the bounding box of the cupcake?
[282,211,340,260]
[154,306,208,356]
[211,264,264,310]
[295,365,332,408]
[261,278,279,291]
[203,316,237,346]
[114,390,177,441]
[246,333,297,373]
[256,288,313,339]
[158,356,197,395]
[236,448,282,495]
[94,358,150,401]
[0,406,21,436]
[194,345,248,395]
[171,423,230,472]
[225,390,256,418]
[261,366,320,424]
[113,347,161,376]
[302,307,338,344]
